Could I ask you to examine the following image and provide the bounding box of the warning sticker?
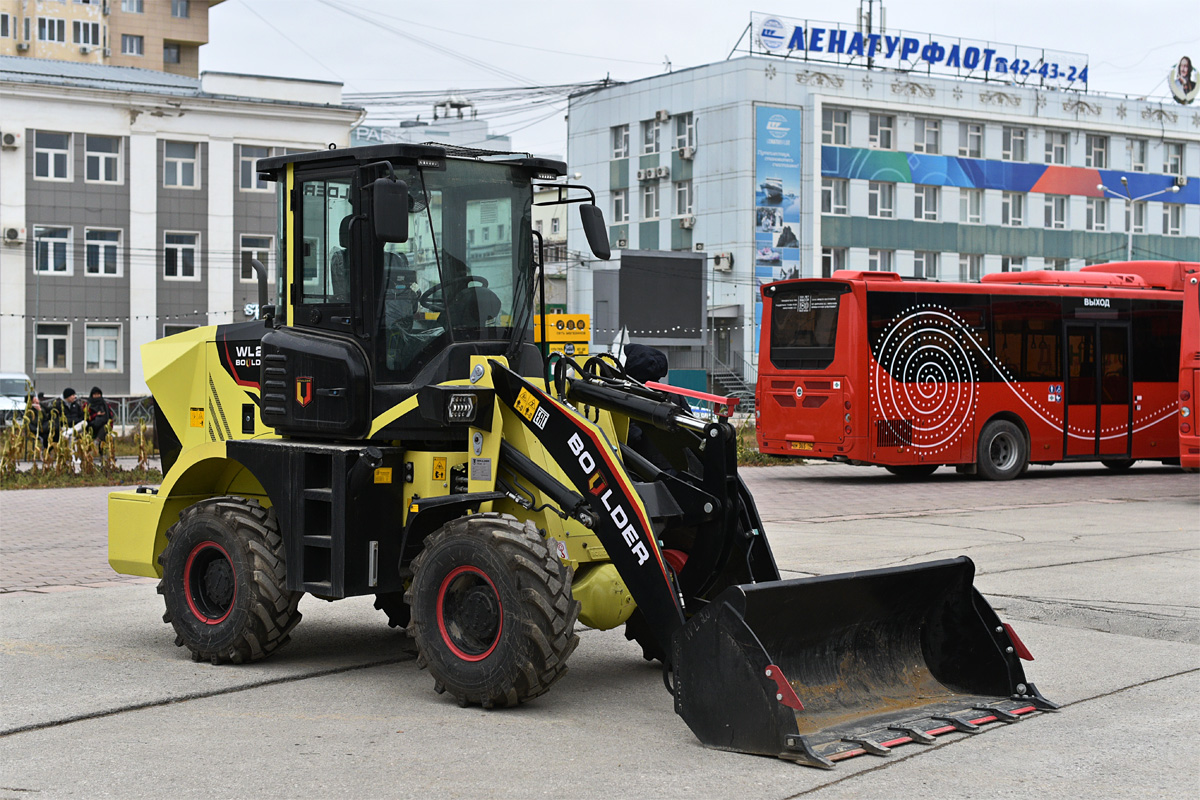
[433,457,447,481]
[556,540,568,560]
[190,408,204,428]
[374,467,393,484]
[514,387,539,421]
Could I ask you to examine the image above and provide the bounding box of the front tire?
[158,497,302,664]
[406,514,579,708]
[976,420,1027,481]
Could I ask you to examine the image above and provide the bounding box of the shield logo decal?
[295,377,313,407]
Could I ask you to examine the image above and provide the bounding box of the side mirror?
[579,203,611,261]
[372,178,409,243]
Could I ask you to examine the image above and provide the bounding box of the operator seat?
[446,285,502,330]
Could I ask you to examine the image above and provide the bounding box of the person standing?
[86,386,115,444]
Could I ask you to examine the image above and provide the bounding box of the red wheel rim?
[183,541,236,624]
[436,565,503,662]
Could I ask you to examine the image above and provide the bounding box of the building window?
[239,145,270,190]
[675,113,694,151]
[85,135,121,183]
[34,132,71,181]
[85,229,121,276]
[914,185,939,221]
[867,181,894,218]
[38,17,66,43]
[163,42,181,64]
[482,227,490,243]
[821,178,848,215]
[163,323,196,337]
[959,122,983,158]
[35,324,70,371]
[611,125,629,159]
[1001,256,1026,273]
[121,33,143,55]
[1001,127,1027,161]
[612,189,628,222]
[122,0,144,12]
[675,180,693,215]
[1047,258,1069,271]
[914,118,940,154]
[867,249,894,272]
[172,0,190,18]
[34,227,72,274]
[85,325,121,372]
[164,232,199,279]
[73,20,100,46]
[641,120,659,155]
[1045,130,1068,164]
[1044,195,1067,229]
[1085,135,1108,168]
[821,247,846,277]
[0,13,11,38]
[641,184,659,219]
[868,114,894,149]
[1163,204,1183,236]
[959,189,983,224]
[239,235,273,283]
[1129,138,1148,172]
[1126,202,1146,234]
[1085,197,1107,231]
[164,141,198,188]
[914,251,939,280]
[959,254,983,282]
[1001,192,1025,227]
[821,108,849,145]
[1163,142,1184,175]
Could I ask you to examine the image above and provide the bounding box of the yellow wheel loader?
[108,143,1055,767]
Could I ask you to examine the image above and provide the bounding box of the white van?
[0,372,33,426]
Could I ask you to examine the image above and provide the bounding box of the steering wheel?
[417,275,489,312]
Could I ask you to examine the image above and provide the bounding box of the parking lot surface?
[1,461,1197,798]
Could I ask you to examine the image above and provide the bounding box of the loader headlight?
[447,393,478,422]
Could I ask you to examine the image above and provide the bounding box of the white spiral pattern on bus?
[871,303,1178,447]
[872,306,980,452]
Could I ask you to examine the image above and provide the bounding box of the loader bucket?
[672,557,1056,768]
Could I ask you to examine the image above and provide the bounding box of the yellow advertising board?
[547,342,590,357]
[534,314,590,343]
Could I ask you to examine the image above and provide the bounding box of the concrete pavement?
[1,461,1197,798]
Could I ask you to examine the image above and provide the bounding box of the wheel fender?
[107,441,269,578]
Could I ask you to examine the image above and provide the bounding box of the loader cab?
[255,144,606,442]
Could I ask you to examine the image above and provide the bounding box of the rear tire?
[1101,459,1136,472]
[884,465,938,479]
[976,420,1027,481]
[158,497,302,664]
[406,513,580,708]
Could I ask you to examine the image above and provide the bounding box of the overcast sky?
[201,0,1198,155]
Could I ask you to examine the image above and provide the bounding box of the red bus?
[756,261,1194,480]
[1181,267,1200,470]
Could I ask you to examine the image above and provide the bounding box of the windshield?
[0,378,31,397]
[769,284,848,370]
[375,160,534,382]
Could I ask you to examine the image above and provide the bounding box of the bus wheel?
[976,420,1027,481]
[1101,459,1136,472]
[884,465,938,479]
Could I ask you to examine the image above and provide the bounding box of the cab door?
[1064,322,1131,459]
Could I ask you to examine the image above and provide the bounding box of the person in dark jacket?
[86,386,115,444]
[43,388,83,446]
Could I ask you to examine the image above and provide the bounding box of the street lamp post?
[1095,177,1181,261]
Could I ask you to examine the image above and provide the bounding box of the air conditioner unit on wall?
[80,46,91,54]
[713,252,734,272]
[656,109,670,122]
[680,146,696,160]
[16,42,29,52]
[3,225,27,246]
[1,131,23,149]
[656,166,669,179]
[679,215,696,230]
[102,47,111,57]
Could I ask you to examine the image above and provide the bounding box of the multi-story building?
[0,0,223,78]
[565,15,1200,382]
[0,56,362,395]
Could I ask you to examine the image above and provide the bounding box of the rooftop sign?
[750,12,1089,91]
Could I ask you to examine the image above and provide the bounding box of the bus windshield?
[769,284,848,369]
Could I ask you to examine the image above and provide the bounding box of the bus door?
[1064,322,1131,458]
